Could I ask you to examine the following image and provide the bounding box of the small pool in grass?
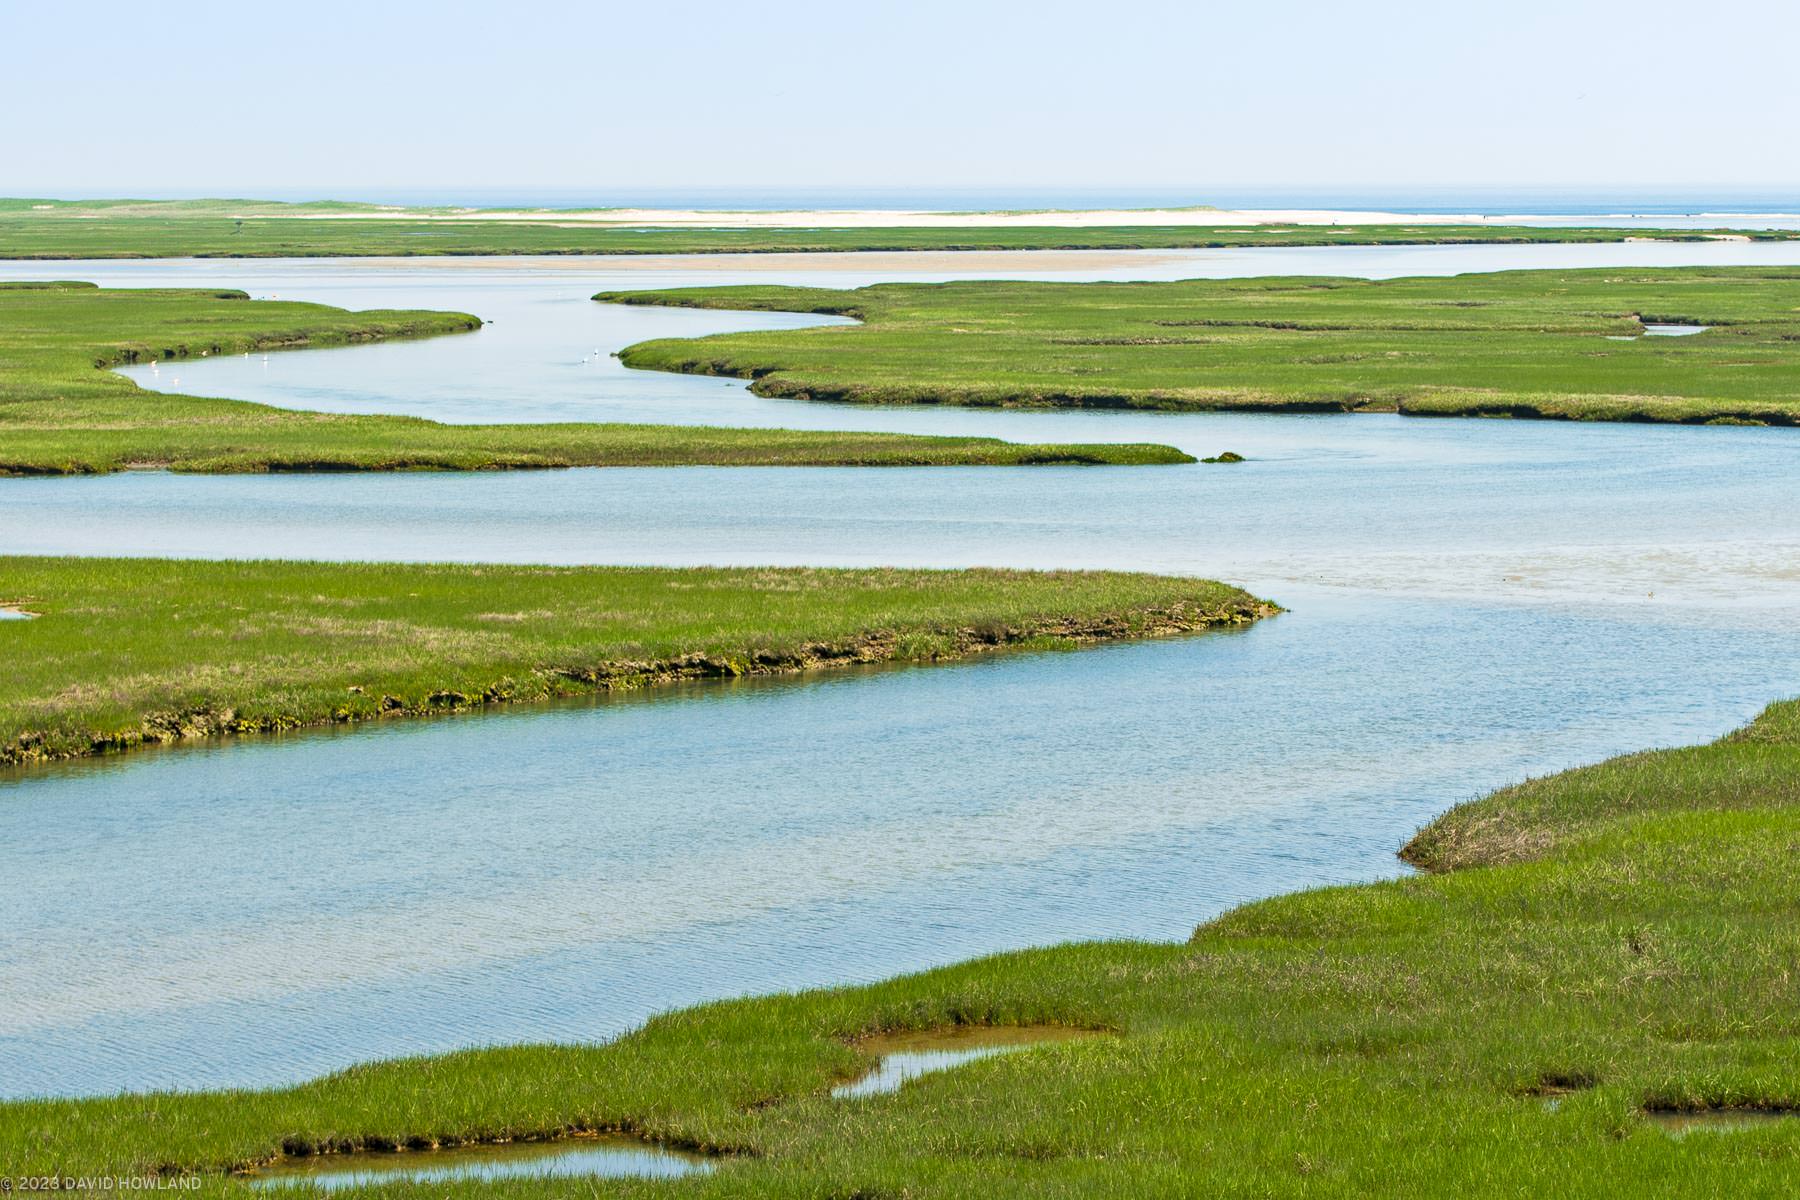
[0,607,36,620]
[1606,324,1711,341]
[248,1136,713,1189]
[1645,1108,1797,1136]
[832,1026,1108,1099]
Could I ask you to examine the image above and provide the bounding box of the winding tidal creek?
[4,244,1800,1097]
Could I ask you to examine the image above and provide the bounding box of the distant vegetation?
[8,687,1799,1195]
[601,268,1800,425]
[1,197,1790,258]
[0,282,1192,474]
[0,558,1269,765]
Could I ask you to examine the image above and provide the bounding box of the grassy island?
[0,281,1191,473]
[0,557,1269,766]
[5,693,1797,1195]
[1,198,1792,259]
[601,267,1800,425]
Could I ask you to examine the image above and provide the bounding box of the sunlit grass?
[0,556,1268,765]
[601,268,1800,425]
[0,282,1192,473]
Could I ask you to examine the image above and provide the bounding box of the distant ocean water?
[39,186,1800,215]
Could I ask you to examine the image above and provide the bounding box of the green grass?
[0,281,1191,473]
[1,197,1791,258]
[0,557,1269,766]
[601,268,1800,425]
[6,694,1799,1196]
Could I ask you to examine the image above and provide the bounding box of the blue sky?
[6,0,1797,198]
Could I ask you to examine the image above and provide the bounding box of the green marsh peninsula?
[7,700,1799,1194]
[0,557,1270,766]
[0,281,1191,473]
[601,267,1800,425]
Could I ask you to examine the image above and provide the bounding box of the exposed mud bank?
[1,599,1276,769]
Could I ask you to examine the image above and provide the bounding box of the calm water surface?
[2,247,1798,1098]
[252,1137,710,1188]
[39,240,1800,432]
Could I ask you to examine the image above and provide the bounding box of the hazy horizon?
[14,185,1800,208]
[7,0,1798,197]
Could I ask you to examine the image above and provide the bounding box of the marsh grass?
[1,199,1792,258]
[0,282,1191,473]
[6,698,1800,1195]
[601,268,1800,425]
[0,557,1267,765]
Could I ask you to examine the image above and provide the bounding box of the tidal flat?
[4,249,1799,1102]
[3,247,1799,1196]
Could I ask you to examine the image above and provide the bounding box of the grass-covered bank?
[602,267,1800,425]
[0,282,1190,473]
[2,198,1791,258]
[0,558,1269,766]
[6,700,1798,1195]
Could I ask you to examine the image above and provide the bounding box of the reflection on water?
[832,1027,1105,1098]
[250,1136,712,1189]
[2,432,1796,613]
[0,241,1789,435]
[1644,1109,1796,1136]
[1,249,1799,1099]
[4,589,1795,1097]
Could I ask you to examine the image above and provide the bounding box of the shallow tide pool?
[250,1136,712,1189]
[832,1027,1107,1099]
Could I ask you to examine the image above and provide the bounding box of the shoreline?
[0,560,1273,769]
[9,208,1799,264]
[2,606,1270,769]
[227,205,1800,229]
[0,281,1193,475]
[9,697,1795,1195]
[599,272,1800,428]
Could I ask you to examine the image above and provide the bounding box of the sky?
[6,0,1798,202]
